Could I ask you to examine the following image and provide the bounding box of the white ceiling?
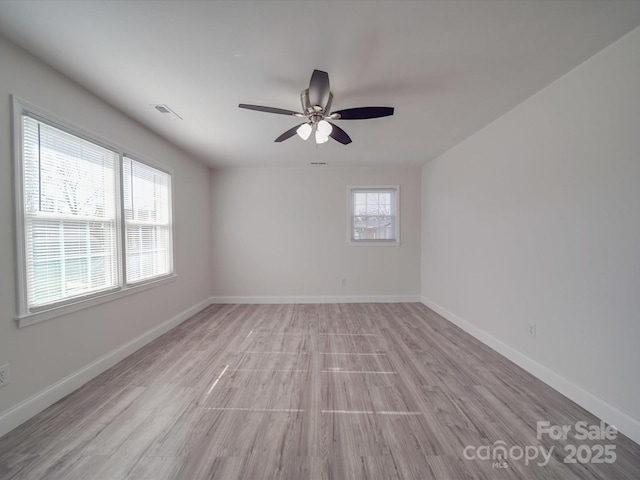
[1,1,640,168]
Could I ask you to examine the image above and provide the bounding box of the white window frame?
[12,96,176,328]
[347,185,400,246]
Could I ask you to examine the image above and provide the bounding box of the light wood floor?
[0,303,638,479]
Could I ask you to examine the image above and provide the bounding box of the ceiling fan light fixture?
[296,123,312,140]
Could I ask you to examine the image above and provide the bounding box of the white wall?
[421,27,640,440]
[210,166,421,301]
[0,37,212,432]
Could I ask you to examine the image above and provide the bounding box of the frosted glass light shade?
[315,130,329,144]
[317,120,333,135]
[297,123,312,140]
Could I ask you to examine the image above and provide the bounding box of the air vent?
[150,104,182,120]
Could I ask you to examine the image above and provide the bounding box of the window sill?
[347,241,401,247]
[15,274,177,328]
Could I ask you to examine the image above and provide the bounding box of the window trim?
[347,185,400,246]
[12,96,176,328]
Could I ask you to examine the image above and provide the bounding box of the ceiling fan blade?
[309,69,330,107]
[327,122,352,145]
[239,104,303,116]
[332,107,394,120]
[274,123,306,142]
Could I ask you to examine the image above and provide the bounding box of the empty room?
[1,1,639,479]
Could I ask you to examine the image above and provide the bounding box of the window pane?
[25,120,116,217]
[350,188,398,242]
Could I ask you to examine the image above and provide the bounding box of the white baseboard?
[0,297,213,439]
[210,294,421,304]
[421,296,640,446]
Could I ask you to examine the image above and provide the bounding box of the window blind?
[22,115,119,310]
[123,157,172,284]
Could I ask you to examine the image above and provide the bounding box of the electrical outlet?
[528,323,537,338]
[341,278,347,286]
[0,364,9,388]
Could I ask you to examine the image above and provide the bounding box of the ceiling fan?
[239,69,394,145]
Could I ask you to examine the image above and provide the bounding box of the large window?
[14,98,174,323]
[348,186,399,244]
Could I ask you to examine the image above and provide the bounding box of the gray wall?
[0,38,212,425]
[210,166,422,301]
[421,27,640,438]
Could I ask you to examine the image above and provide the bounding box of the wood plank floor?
[1,303,638,479]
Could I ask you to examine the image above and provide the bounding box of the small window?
[348,186,399,244]
[123,157,173,284]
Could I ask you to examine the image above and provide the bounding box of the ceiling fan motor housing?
[301,89,332,124]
